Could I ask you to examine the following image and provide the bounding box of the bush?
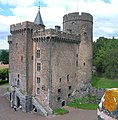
[0,68,9,80]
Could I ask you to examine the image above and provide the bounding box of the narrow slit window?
[59,78,61,83]
[67,75,69,82]
[21,56,23,62]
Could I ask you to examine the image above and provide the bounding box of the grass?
[0,80,9,92]
[67,95,98,110]
[54,108,69,115]
[91,76,118,88]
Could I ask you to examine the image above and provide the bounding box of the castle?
[8,7,93,116]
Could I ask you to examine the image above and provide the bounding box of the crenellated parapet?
[10,21,38,34]
[63,12,93,24]
[32,28,80,43]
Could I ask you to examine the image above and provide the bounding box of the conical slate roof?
[34,7,45,26]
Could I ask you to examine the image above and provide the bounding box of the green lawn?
[91,76,118,88]
[67,96,98,110]
[54,108,69,115]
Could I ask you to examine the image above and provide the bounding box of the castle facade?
[8,8,93,116]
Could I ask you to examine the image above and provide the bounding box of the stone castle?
[8,7,93,116]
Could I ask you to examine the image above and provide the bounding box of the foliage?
[0,50,9,64]
[67,95,98,110]
[54,108,69,115]
[91,76,118,88]
[93,37,118,79]
[0,68,9,80]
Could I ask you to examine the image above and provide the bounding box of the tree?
[93,37,118,79]
[0,50,9,64]
[0,68,9,80]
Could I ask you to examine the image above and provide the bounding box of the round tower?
[63,12,93,85]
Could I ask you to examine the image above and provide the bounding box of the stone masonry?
[8,8,93,116]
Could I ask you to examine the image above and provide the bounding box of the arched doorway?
[61,101,66,107]
[16,96,20,108]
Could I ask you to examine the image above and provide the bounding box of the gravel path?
[0,86,97,120]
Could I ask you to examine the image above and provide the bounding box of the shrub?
[0,68,9,80]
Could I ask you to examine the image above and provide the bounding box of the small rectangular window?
[37,63,41,71]
[37,50,40,58]
[37,77,40,83]
[37,88,40,94]
[58,89,61,94]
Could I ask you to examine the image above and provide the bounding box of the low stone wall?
[74,83,105,101]
[89,87,105,99]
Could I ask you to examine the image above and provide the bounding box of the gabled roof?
[34,7,45,26]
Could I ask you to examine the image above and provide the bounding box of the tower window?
[76,54,78,58]
[83,62,85,66]
[67,75,69,82]
[32,56,33,60]
[68,93,71,98]
[37,50,40,58]
[69,86,72,90]
[37,63,41,71]
[37,88,40,94]
[84,32,87,36]
[58,89,61,94]
[76,61,78,67]
[59,78,61,83]
[57,97,61,101]
[21,56,23,62]
[37,77,40,83]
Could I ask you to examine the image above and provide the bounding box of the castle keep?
[8,8,93,116]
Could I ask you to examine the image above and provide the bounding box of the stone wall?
[49,39,79,109]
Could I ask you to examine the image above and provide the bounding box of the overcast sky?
[0,0,118,49]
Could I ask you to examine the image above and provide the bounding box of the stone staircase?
[32,97,53,116]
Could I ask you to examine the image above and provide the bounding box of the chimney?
[55,26,61,31]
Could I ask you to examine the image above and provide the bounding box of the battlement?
[10,21,35,33]
[32,28,80,43]
[63,12,93,23]
[8,35,12,44]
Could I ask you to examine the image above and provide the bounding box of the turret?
[63,12,93,86]
[34,7,45,30]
